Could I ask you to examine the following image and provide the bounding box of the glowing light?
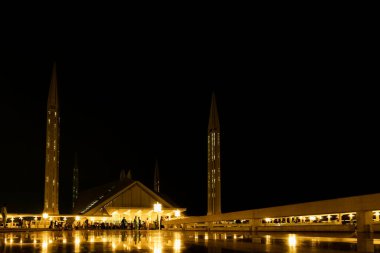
[63,238,67,244]
[174,209,181,218]
[75,237,80,244]
[375,212,380,216]
[205,233,209,240]
[265,218,271,222]
[63,217,67,221]
[75,216,80,221]
[233,234,237,239]
[310,216,316,221]
[154,242,162,253]
[42,213,49,219]
[265,235,271,245]
[174,239,181,251]
[42,241,48,249]
[288,234,297,247]
[154,202,162,212]
[90,217,95,221]
[34,217,37,221]
[349,213,354,219]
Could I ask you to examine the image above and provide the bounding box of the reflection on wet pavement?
[0,230,379,252]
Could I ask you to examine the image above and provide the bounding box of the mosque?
[40,63,221,227]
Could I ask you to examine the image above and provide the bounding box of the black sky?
[0,21,377,216]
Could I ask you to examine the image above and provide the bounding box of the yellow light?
[174,239,181,251]
[63,217,67,221]
[42,213,49,219]
[376,212,380,216]
[34,217,37,221]
[265,218,271,222]
[11,217,14,222]
[288,234,297,247]
[310,216,316,221]
[90,217,95,221]
[75,216,80,221]
[174,210,180,218]
[154,202,162,213]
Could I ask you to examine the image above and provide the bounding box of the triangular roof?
[73,178,181,216]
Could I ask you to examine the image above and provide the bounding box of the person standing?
[1,204,7,228]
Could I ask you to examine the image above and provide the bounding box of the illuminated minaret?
[72,153,79,209]
[154,160,160,192]
[43,63,60,214]
[207,92,221,215]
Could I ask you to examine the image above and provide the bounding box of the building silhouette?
[43,63,60,215]
[207,92,221,215]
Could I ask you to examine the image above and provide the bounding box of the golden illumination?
[288,234,297,247]
[310,216,316,221]
[75,216,80,221]
[174,209,181,218]
[42,213,49,219]
[265,218,271,222]
[154,202,162,213]
[174,239,181,252]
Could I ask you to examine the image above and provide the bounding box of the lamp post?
[42,213,49,228]
[153,202,162,230]
[174,209,180,218]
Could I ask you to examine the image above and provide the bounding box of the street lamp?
[42,213,49,228]
[174,209,181,218]
[153,202,162,230]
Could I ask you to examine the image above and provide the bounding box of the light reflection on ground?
[0,230,379,252]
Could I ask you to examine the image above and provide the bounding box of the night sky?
[0,24,377,216]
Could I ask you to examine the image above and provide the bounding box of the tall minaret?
[207,92,221,215]
[43,63,60,215]
[72,153,79,209]
[154,160,160,192]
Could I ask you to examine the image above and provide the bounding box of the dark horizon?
[0,26,377,216]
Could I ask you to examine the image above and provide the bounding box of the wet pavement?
[0,230,379,252]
